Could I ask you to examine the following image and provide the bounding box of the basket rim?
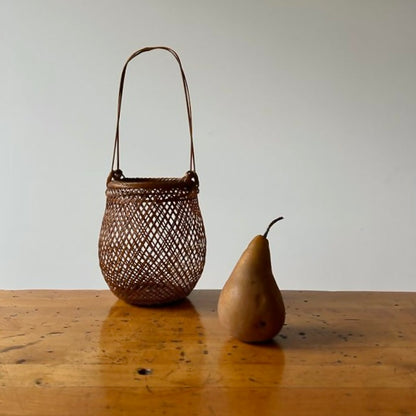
[106,170,199,190]
[108,177,189,190]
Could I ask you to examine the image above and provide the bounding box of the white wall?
[1,0,415,291]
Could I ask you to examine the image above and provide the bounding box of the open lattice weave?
[98,172,206,305]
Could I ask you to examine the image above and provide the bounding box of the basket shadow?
[98,296,208,413]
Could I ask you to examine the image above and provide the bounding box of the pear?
[218,217,286,343]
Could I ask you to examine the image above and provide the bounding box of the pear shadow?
[276,319,388,349]
[275,291,389,349]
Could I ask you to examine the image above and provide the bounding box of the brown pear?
[218,217,286,343]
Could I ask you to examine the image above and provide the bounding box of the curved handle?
[110,46,196,176]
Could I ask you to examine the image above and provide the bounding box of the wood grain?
[0,290,415,415]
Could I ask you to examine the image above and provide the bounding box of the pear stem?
[263,217,284,238]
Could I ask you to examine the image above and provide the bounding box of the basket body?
[99,173,206,305]
[99,46,206,305]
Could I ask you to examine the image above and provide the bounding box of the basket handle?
[110,46,196,179]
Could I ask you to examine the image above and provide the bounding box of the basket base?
[108,283,195,306]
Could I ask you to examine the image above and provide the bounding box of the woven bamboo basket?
[98,47,206,306]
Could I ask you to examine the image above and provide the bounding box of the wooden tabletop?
[0,290,415,415]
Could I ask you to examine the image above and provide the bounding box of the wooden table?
[0,290,415,415]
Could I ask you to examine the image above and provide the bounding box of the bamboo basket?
[98,47,206,305]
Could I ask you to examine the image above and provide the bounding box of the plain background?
[1,0,415,291]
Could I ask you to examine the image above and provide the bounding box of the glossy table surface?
[0,290,415,415]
